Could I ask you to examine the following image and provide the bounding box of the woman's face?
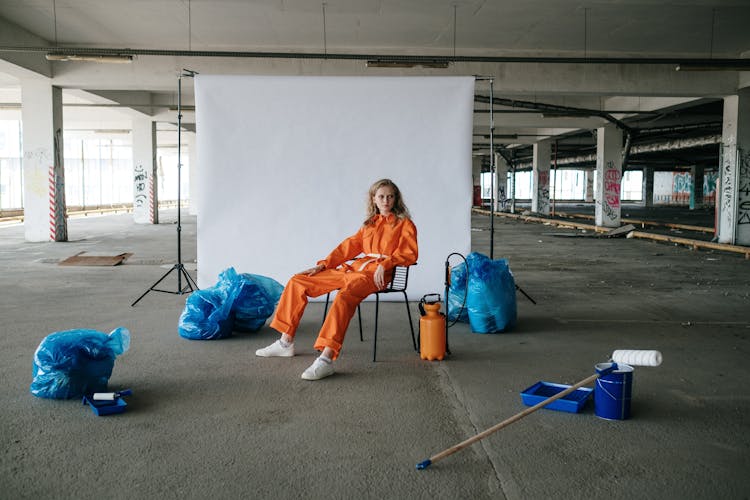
[373,185,396,215]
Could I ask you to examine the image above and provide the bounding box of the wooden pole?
[417,372,600,469]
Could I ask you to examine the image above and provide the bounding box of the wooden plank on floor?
[58,252,133,266]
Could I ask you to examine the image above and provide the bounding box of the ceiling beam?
[3,45,750,70]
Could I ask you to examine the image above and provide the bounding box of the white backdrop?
[194,75,474,300]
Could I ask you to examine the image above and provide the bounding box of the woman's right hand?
[298,264,325,276]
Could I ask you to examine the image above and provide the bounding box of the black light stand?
[475,76,497,259]
[475,77,536,306]
[488,78,495,259]
[132,69,199,306]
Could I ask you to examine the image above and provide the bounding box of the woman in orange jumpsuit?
[256,178,418,380]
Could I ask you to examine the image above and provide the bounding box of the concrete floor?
[1,209,749,499]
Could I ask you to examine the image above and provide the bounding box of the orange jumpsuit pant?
[268,267,384,360]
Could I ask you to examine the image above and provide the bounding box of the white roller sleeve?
[611,349,663,367]
[92,392,117,401]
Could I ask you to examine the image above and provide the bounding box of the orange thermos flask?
[419,294,446,361]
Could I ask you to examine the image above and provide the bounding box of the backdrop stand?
[475,77,536,304]
[476,76,496,259]
[488,78,495,259]
[132,69,199,306]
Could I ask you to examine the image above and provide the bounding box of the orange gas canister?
[419,294,446,361]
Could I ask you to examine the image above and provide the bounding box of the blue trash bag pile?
[178,268,241,340]
[178,267,283,340]
[234,273,284,332]
[30,327,130,399]
[447,252,517,333]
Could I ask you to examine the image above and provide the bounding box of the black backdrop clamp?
[131,69,200,307]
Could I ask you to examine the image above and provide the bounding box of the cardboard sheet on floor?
[58,252,133,266]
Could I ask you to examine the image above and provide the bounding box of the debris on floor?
[58,252,133,266]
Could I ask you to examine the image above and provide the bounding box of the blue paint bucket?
[594,362,634,420]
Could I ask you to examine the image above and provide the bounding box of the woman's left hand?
[373,264,386,289]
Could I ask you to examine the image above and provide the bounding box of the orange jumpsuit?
[269,213,418,359]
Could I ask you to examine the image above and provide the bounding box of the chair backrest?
[383,265,410,293]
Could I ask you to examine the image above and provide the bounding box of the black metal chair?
[323,265,416,362]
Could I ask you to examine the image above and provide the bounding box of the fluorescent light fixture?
[45,53,134,63]
[475,134,519,139]
[675,62,750,71]
[366,59,450,69]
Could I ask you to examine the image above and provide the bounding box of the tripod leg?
[516,284,537,305]
[177,264,199,293]
[184,267,199,290]
[131,265,177,306]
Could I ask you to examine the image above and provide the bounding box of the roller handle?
[416,350,663,470]
[416,371,601,470]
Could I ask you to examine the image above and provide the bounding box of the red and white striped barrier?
[49,165,56,241]
[149,174,155,224]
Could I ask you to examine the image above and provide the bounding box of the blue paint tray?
[82,396,127,416]
[520,381,593,413]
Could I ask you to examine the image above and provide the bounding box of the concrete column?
[132,117,157,224]
[690,165,705,210]
[642,167,654,208]
[21,80,67,242]
[151,122,159,224]
[585,169,594,202]
[595,125,623,227]
[531,139,551,215]
[188,132,198,215]
[718,90,750,245]
[495,153,508,210]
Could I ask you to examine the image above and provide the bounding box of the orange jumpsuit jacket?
[317,213,418,277]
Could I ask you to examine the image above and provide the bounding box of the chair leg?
[357,304,363,342]
[402,291,417,351]
[322,292,330,326]
[373,294,380,362]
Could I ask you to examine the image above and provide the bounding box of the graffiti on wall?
[536,170,550,213]
[703,170,718,204]
[721,145,735,217]
[134,163,148,209]
[672,172,693,192]
[602,162,620,221]
[23,147,53,198]
[51,129,67,242]
[671,172,693,205]
[739,150,750,225]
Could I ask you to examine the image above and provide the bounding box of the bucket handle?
[595,362,624,401]
[596,379,624,401]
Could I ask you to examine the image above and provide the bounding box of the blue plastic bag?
[30,327,130,399]
[233,273,284,332]
[447,262,469,323]
[178,267,241,340]
[448,252,517,333]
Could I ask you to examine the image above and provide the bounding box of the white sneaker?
[301,358,335,381]
[255,340,295,358]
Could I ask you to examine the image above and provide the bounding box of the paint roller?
[92,389,132,401]
[416,349,662,470]
[611,349,662,367]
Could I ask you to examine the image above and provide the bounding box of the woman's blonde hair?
[364,178,411,225]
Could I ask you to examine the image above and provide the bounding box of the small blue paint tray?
[82,396,127,416]
[520,381,593,413]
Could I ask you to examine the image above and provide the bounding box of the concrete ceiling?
[1,0,750,169]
